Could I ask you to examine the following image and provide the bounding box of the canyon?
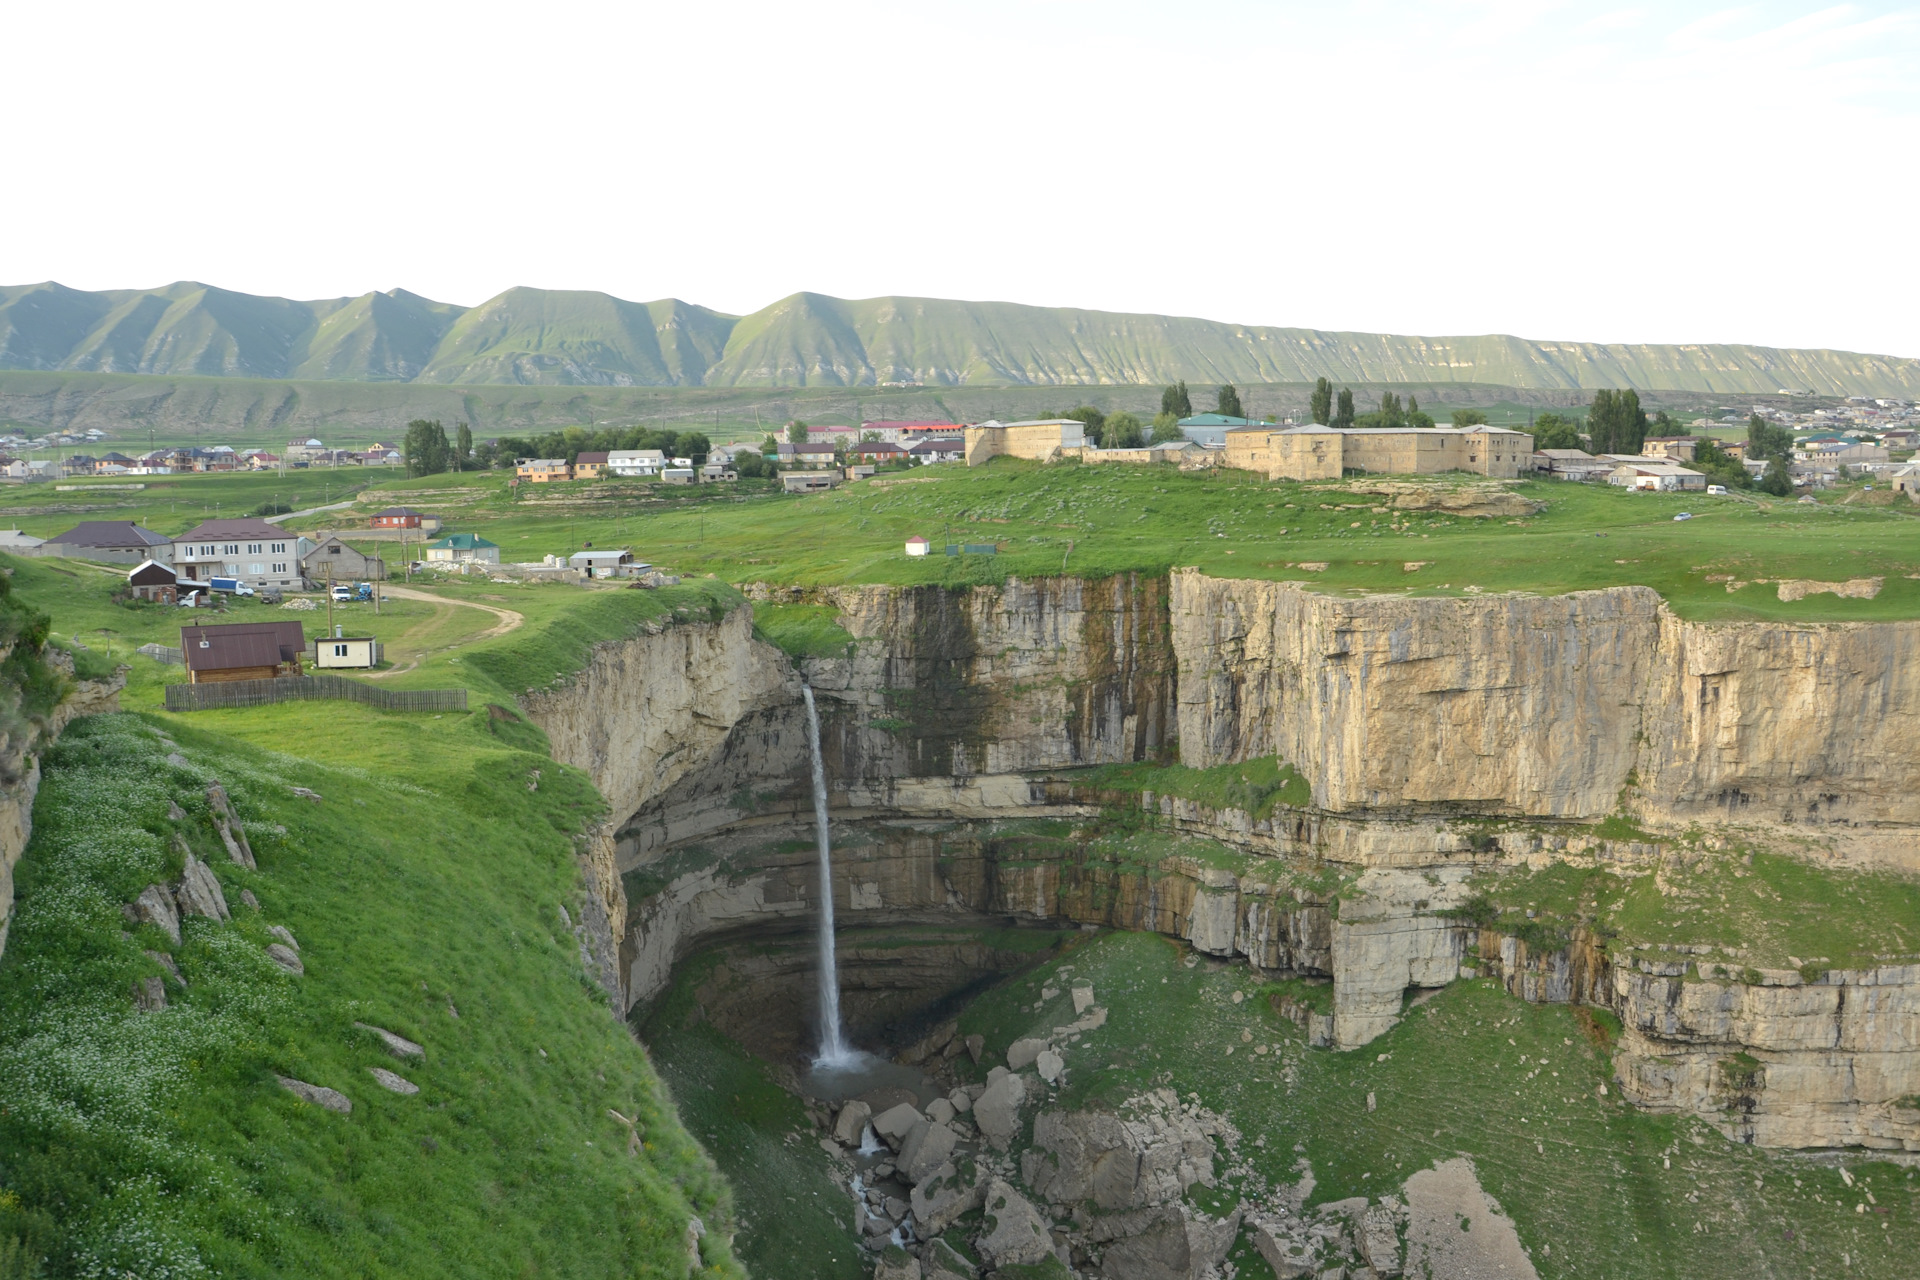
[521,571,1920,1157]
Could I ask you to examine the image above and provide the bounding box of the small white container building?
[311,634,381,669]
[905,535,930,556]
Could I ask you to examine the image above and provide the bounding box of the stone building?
[963,419,1086,466]
[1222,424,1535,481]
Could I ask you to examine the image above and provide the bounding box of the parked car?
[331,584,354,602]
[1706,485,1728,495]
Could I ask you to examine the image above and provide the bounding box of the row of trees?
[487,425,713,473]
[402,420,477,477]
[1159,380,1247,420]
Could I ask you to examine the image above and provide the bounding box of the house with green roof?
[423,532,500,565]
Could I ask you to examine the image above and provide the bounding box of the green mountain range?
[3,281,1915,395]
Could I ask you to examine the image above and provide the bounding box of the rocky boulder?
[872,1246,920,1280]
[134,883,181,945]
[174,855,230,922]
[353,1022,425,1059]
[898,1119,959,1185]
[277,1076,351,1114]
[1007,1037,1049,1070]
[973,1072,1026,1149]
[910,1162,986,1235]
[873,1101,925,1149]
[832,1099,872,1145]
[976,1179,1051,1268]
[1024,1095,1217,1211]
[367,1067,419,1095]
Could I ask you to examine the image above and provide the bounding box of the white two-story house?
[171,518,313,592]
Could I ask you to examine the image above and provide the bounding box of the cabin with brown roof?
[182,621,307,683]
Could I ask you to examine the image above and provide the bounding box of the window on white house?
[271,543,285,553]
[333,644,348,657]
[223,544,238,556]
[273,563,286,573]
[247,543,261,554]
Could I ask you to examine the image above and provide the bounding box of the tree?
[402,419,452,477]
[1586,389,1646,455]
[1691,437,1751,489]
[1309,377,1333,425]
[1450,408,1488,428]
[1650,411,1683,436]
[1161,382,1193,419]
[455,423,474,470]
[1217,384,1243,419]
[678,432,711,465]
[1530,413,1583,450]
[1150,411,1182,443]
[1408,394,1419,416]
[1332,388,1355,429]
[787,420,809,444]
[1064,406,1107,448]
[1105,411,1145,449]
[1758,456,1794,496]
[1747,414,1794,461]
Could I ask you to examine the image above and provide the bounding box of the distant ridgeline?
[3,281,1917,396]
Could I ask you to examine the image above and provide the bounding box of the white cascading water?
[801,684,854,1067]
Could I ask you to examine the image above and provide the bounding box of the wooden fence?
[164,674,467,713]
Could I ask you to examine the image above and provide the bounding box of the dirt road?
[365,585,524,677]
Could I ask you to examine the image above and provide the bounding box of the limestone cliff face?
[1172,573,1661,817]
[517,604,792,992]
[804,573,1175,777]
[1639,612,1920,840]
[521,603,793,829]
[0,672,126,961]
[1170,571,1920,848]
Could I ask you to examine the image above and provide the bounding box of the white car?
[1706,485,1728,495]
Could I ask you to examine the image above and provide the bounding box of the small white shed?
[312,636,380,669]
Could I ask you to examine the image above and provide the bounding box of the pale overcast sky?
[8,1,1919,356]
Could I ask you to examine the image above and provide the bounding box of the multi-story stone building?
[1222,424,1535,481]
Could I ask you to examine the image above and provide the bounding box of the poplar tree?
[1310,377,1333,425]
[1217,384,1243,418]
[1161,382,1193,418]
[1332,388,1355,429]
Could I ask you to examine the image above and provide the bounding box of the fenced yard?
[163,674,467,713]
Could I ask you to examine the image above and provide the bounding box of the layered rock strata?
[523,574,1920,1149]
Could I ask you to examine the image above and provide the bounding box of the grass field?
[21,450,1919,625]
[315,457,1920,623]
[0,468,381,541]
[949,930,1919,1280]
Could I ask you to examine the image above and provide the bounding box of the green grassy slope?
[0,553,757,1276]
[953,930,1920,1280]
[6,282,1917,394]
[419,290,735,387]
[0,709,743,1278]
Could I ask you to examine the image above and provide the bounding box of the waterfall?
[801,684,853,1067]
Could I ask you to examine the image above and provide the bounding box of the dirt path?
[366,585,524,678]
